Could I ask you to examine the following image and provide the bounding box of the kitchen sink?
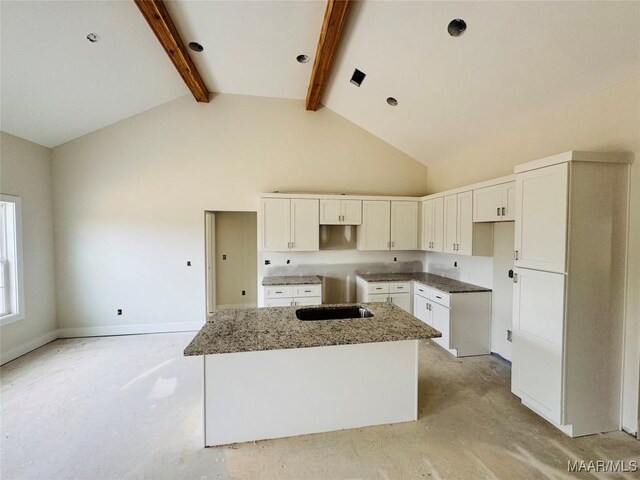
[295,306,374,321]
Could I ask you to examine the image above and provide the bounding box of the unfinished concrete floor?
[1,333,638,480]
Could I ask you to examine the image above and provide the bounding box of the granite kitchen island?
[185,303,440,446]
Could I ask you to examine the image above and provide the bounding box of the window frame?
[0,194,25,326]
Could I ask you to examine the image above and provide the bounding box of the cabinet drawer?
[390,282,411,293]
[413,282,430,297]
[431,290,451,308]
[265,298,293,307]
[368,282,390,294]
[293,285,322,298]
[293,296,322,306]
[265,286,293,299]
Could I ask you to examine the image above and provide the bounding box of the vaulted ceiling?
[2,1,639,164]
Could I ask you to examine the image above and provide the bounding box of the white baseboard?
[57,321,205,338]
[1,330,58,365]
[1,321,205,365]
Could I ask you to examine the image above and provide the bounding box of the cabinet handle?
[502,207,506,216]
[391,241,394,248]
[513,273,518,284]
[514,250,519,260]
[436,295,442,299]
[275,291,283,294]
[497,207,501,216]
[304,290,311,293]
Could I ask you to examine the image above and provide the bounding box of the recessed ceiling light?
[386,97,398,107]
[86,33,99,43]
[296,54,310,64]
[188,42,204,52]
[448,19,467,37]
[350,69,366,87]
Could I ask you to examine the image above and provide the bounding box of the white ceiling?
[323,0,640,164]
[1,1,639,162]
[0,1,187,147]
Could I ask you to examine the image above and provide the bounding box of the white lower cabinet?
[412,282,491,357]
[356,279,412,314]
[263,284,322,307]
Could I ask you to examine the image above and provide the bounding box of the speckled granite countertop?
[357,272,491,293]
[262,275,323,286]
[184,303,440,356]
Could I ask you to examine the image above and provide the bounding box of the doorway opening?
[205,211,257,315]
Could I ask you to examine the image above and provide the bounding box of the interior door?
[290,199,319,251]
[456,191,473,256]
[432,197,444,252]
[390,201,418,250]
[341,200,362,225]
[515,163,568,273]
[473,184,503,222]
[319,199,341,225]
[359,201,391,250]
[421,200,434,250]
[261,198,290,251]
[512,267,565,423]
[443,194,458,254]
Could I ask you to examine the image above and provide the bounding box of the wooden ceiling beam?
[305,0,350,111]
[134,0,209,103]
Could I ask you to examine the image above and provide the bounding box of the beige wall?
[214,212,257,308]
[426,72,640,435]
[51,93,428,334]
[0,132,57,362]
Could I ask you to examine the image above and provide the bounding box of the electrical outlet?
[393,257,397,262]
[117,309,122,316]
[242,290,246,296]
[222,254,227,260]
[187,261,191,266]
[286,259,290,264]
[265,260,271,265]
[454,261,458,267]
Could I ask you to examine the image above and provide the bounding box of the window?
[0,195,24,325]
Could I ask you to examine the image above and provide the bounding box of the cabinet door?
[341,200,362,225]
[290,199,319,251]
[456,191,474,256]
[265,298,293,307]
[391,201,418,250]
[421,200,434,250]
[473,184,503,222]
[389,293,411,314]
[512,268,565,423]
[443,194,458,254]
[514,163,568,273]
[502,182,516,221]
[413,295,431,325]
[358,201,391,250]
[293,297,322,306]
[319,199,341,225]
[367,293,389,303]
[432,197,445,252]
[261,198,290,251]
[431,302,451,349]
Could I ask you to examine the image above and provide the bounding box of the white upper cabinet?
[473,181,516,222]
[262,198,290,251]
[390,201,419,250]
[444,192,492,256]
[319,199,362,225]
[358,201,391,250]
[514,163,568,273]
[358,201,418,251]
[291,199,319,251]
[421,198,444,252]
[261,198,318,251]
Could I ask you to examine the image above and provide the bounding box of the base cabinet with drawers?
[356,278,412,314]
[413,282,491,357]
[263,284,322,307]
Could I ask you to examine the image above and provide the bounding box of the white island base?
[203,340,419,446]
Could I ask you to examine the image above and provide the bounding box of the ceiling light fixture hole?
[448,19,467,37]
[386,97,398,107]
[188,42,204,52]
[296,54,310,64]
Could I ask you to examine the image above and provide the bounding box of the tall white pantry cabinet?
[510,151,632,437]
